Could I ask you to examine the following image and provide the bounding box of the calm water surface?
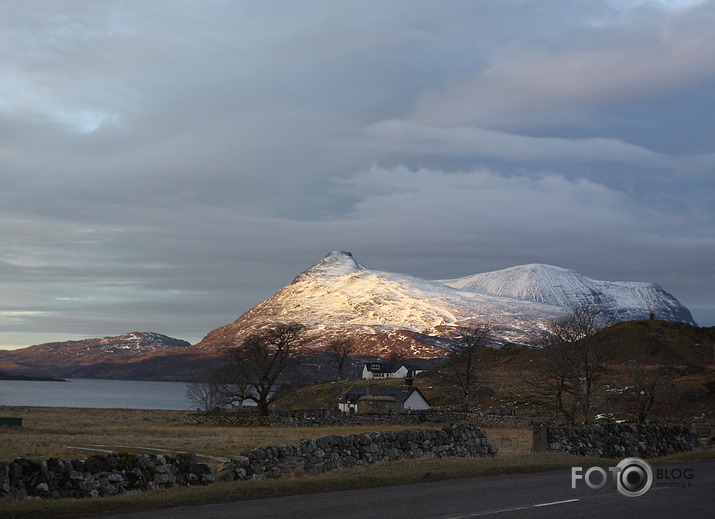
[0,378,192,410]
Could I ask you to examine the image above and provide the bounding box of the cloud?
[408,1,715,130]
[335,165,689,250]
[2,160,712,346]
[360,120,665,165]
[0,1,713,348]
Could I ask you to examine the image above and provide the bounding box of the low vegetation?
[266,316,714,424]
[417,319,715,424]
[0,407,413,471]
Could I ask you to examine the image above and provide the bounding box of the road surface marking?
[534,498,580,507]
[442,498,580,517]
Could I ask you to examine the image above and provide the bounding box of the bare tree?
[209,362,252,410]
[625,343,673,424]
[443,324,492,412]
[523,306,615,424]
[326,337,355,380]
[386,343,411,365]
[218,323,306,415]
[185,375,229,412]
[521,332,582,425]
[566,306,616,423]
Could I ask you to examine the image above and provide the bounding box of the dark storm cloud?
[1,1,713,348]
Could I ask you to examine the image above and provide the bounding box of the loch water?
[0,378,193,410]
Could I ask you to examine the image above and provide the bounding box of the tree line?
[432,306,674,425]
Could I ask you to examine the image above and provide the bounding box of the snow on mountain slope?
[291,250,368,283]
[280,263,563,335]
[196,252,567,356]
[438,263,696,325]
[195,252,696,359]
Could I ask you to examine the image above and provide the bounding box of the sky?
[1,0,713,349]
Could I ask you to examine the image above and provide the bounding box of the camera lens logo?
[615,458,653,497]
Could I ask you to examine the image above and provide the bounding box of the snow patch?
[260,260,565,345]
[438,263,695,325]
[291,251,368,284]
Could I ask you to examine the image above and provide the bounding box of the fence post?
[532,421,549,452]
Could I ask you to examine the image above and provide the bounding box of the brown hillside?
[595,319,714,366]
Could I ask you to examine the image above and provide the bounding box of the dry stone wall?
[187,409,532,428]
[532,422,701,458]
[0,453,213,499]
[216,424,496,482]
[1,424,495,500]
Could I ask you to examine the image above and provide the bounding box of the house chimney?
[405,376,413,386]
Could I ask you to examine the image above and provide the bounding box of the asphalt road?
[96,459,714,519]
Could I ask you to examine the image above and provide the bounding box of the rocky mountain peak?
[291,251,368,284]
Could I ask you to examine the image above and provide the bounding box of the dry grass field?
[0,406,537,465]
[0,406,712,519]
[0,407,437,470]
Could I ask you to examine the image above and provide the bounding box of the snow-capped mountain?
[195,251,696,359]
[438,263,696,325]
[195,252,552,357]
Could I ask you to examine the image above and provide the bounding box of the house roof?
[341,385,430,406]
[363,362,423,374]
[363,362,400,374]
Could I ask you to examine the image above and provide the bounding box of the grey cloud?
[409,1,715,129]
[1,1,713,348]
[360,120,667,165]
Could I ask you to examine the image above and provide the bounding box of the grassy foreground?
[0,407,712,519]
[0,407,417,471]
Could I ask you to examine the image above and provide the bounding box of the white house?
[338,384,431,414]
[361,362,424,380]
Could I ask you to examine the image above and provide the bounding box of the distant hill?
[592,319,714,366]
[65,353,223,382]
[0,332,193,380]
[0,371,65,382]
